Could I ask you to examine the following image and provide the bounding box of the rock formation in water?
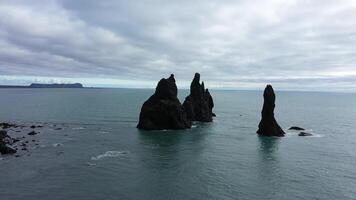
[298,132,312,136]
[183,73,215,122]
[257,85,285,137]
[289,126,305,131]
[137,74,191,130]
[0,130,16,154]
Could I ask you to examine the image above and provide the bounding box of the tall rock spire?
[257,85,285,137]
[183,73,215,122]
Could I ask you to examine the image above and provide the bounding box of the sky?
[0,0,356,92]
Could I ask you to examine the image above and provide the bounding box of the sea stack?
[257,85,285,137]
[183,73,215,122]
[137,74,191,130]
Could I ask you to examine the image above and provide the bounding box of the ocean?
[0,88,356,200]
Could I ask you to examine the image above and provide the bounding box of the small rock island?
[183,73,215,122]
[257,85,285,137]
[29,83,83,88]
[0,83,84,88]
[137,74,191,130]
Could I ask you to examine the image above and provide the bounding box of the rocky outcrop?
[257,85,285,137]
[183,73,215,122]
[289,126,305,131]
[28,131,38,136]
[0,130,16,154]
[298,132,312,136]
[137,74,191,130]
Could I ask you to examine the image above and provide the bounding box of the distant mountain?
[0,83,84,88]
[29,83,83,88]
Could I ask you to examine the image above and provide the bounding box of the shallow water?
[0,88,356,200]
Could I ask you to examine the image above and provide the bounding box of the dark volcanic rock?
[28,131,38,136]
[257,85,285,137]
[0,130,17,154]
[0,145,16,154]
[183,73,215,122]
[0,130,7,139]
[298,132,312,136]
[137,74,191,130]
[0,122,17,129]
[289,126,305,131]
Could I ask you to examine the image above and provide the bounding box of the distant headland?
[0,83,84,88]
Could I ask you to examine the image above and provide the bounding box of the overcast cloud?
[0,0,356,91]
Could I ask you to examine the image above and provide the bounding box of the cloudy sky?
[0,0,356,91]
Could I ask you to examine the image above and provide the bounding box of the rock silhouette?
[183,73,215,122]
[257,85,285,137]
[137,74,191,130]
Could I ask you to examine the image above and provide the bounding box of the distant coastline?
[0,83,84,88]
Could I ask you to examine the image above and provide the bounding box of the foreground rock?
[289,126,305,131]
[0,130,17,154]
[257,85,285,137]
[298,132,312,136]
[28,131,38,136]
[137,74,191,130]
[183,73,215,122]
[0,122,18,129]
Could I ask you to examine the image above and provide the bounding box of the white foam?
[52,143,63,147]
[285,129,323,138]
[99,131,109,134]
[72,127,85,130]
[86,162,97,166]
[91,150,129,161]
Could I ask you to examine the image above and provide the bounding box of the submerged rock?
[298,132,312,136]
[289,126,305,131]
[183,73,215,122]
[137,74,191,130]
[257,85,285,137]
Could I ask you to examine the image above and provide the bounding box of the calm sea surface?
[0,88,356,200]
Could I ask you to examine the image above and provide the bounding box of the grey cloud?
[0,0,356,91]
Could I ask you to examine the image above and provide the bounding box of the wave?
[285,129,323,138]
[91,150,129,161]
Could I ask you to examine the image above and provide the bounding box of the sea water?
[0,88,355,200]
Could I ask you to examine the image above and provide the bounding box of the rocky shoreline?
[0,122,65,156]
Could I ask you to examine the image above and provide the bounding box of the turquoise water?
[0,88,356,200]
